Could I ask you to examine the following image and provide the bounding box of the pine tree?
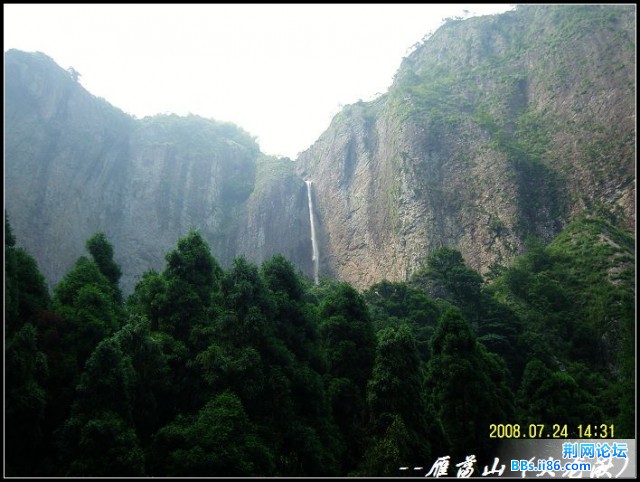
[6,324,49,475]
[159,231,222,343]
[56,337,145,476]
[5,218,51,475]
[5,216,50,337]
[426,308,514,459]
[319,282,376,472]
[361,325,433,475]
[86,232,123,304]
[150,391,274,476]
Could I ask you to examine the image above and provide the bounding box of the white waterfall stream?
[305,180,319,285]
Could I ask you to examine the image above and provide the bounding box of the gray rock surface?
[5,6,635,293]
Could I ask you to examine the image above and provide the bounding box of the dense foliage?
[4,216,635,476]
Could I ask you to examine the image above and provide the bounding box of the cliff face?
[6,50,136,289]
[5,5,635,293]
[109,114,267,291]
[5,51,310,293]
[296,5,635,288]
[235,155,313,273]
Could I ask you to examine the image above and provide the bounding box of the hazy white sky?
[4,4,513,158]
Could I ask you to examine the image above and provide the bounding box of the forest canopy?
[4,215,635,476]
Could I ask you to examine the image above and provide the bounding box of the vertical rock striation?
[296,5,635,288]
[5,6,635,292]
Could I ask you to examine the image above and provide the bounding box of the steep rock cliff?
[235,155,313,273]
[297,5,635,288]
[5,50,310,292]
[5,5,635,293]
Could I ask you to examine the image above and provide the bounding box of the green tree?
[5,216,50,338]
[358,414,414,477]
[364,280,440,361]
[261,255,323,368]
[262,254,304,300]
[615,288,635,437]
[491,219,634,434]
[361,325,434,476]
[518,359,602,431]
[151,391,274,476]
[367,326,429,436]
[475,294,525,384]
[319,282,376,472]
[319,283,376,390]
[53,257,120,363]
[5,324,49,475]
[426,308,514,459]
[158,231,222,343]
[114,316,172,443]
[221,257,273,325]
[68,337,136,422]
[58,411,145,476]
[86,232,123,303]
[4,217,51,475]
[57,337,144,476]
[411,247,483,325]
[127,269,167,331]
[189,255,343,476]
[44,255,123,474]
[164,230,222,307]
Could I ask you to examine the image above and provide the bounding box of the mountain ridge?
[4,5,636,292]
[5,49,312,292]
[296,4,635,287]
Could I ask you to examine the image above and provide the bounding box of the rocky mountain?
[4,5,635,293]
[297,4,635,288]
[5,50,312,292]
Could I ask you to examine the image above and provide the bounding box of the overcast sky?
[5,4,513,159]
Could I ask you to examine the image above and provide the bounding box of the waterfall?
[305,180,320,285]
